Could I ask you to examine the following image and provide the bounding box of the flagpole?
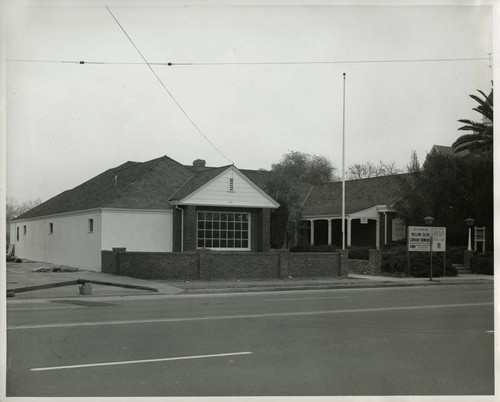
[342,72,346,250]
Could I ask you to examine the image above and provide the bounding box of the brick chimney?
[193,159,206,167]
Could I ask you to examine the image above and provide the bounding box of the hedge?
[470,252,494,275]
[381,245,457,277]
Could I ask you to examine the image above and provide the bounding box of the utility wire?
[165,57,491,66]
[7,57,490,66]
[104,5,234,165]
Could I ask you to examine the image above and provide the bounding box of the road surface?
[7,283,494,396]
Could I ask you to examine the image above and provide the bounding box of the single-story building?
[10,154,415,272]
[10,156,279,271]
[299,174,412,249]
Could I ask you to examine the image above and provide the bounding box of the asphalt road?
[7,283,494,397]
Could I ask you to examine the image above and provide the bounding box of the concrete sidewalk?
[6,261,494,300]
[7,262,184,299]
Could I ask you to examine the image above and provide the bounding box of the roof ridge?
[101,156,168,208]
[319,172,413,186]
[167,172,197,201]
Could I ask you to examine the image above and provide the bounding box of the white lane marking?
[464,291,493,293]
[8,306,86,311]
[7,302,493,330]
[31,351,252,371]
[265,296,351,302]
[486,330,494,333]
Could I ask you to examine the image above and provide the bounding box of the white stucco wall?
[100,209,173,253]
[10,211,102,270]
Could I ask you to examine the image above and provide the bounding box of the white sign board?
[408,226,432,251]
[408,226,446,252]
[431,227,446,252]
[392,218,406,241]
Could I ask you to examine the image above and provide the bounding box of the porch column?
[347,218,352,247]
[376,218,380,249]
[384,212,388,246]
[328,219,332,245]
[310,220,315,246]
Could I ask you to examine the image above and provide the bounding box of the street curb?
[5,279,491,301]
[179,279,492,294]
[6,279,161,298]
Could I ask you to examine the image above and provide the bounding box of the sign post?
[408,226,446,280]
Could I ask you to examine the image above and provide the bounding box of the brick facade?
[172,205,271,253]
[102,250,343,281]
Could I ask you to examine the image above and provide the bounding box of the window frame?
[88,218,94,233]
[197,211,251,251]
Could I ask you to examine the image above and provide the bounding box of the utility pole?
[342,72,346,249]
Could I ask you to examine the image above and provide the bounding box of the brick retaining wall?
[281,253,342,278]
[101,250,343,281]
[347,249,382,275]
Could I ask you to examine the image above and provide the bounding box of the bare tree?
[6,197,42,243]
[347,160,402,179]
[406,150,421,173]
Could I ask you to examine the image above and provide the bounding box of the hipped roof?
[17,156,256,220]
[301,173,414,217]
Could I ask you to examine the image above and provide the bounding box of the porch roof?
[301,173,414,217]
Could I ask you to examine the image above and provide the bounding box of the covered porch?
[302,205,403,249]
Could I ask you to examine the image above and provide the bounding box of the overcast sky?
[4,1,495,203]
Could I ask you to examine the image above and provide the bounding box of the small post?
[465,217,475,252]
[424,216,435,281]
[79,282,93,295]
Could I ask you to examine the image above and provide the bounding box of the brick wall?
[347,249,382,275]
[172,206,271,253]
[102,250,117,274]
[101,250,343,281]
[199,252,280,280]
[281,253,342,278]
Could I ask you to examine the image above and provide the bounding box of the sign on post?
[408,226,432,251]
[408,226,446,252]
[431,227,446,252]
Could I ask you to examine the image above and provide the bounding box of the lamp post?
[424,216,435,281]
[465,217,475,251]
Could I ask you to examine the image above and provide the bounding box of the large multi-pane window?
[197,211,250,250]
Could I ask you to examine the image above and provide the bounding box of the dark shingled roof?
[430,145,469,158]
[301,173,414,217]
[15,156,196,220]
[169,165,232,202]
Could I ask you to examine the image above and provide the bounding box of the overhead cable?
[7,57,490,66]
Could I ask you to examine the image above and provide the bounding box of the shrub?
[381,245,408,273]
[447,246,466,264]
[470,252,494,275]
[381,245,456,277]
[348,246,369,260]
[408,252,456,277]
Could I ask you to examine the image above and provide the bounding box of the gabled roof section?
[170,165,279,208]
[15,155,194,220]
[302,173,414,217]
[429,145,469,158]
[169,165,232,202]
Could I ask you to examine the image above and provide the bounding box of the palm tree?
[452,88,493,154]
